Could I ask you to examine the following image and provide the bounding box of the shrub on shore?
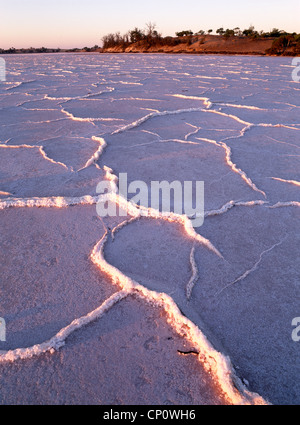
[266,34,300,55]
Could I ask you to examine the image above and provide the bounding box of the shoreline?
[1,51,295,57]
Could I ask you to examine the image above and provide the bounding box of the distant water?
[0,53,299,405]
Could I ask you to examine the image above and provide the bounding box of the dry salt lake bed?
[0,53,299,405]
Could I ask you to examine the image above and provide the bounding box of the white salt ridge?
[170,95,300,130]
[117,81,143,85]
[216,103,267,111]
[0,290,130,362]
[0,143,69,171]
[1,193,296,215]
[205,200,268,217]
[217,140,266,197]
[160,138,199,146]
[196,137,266,198]
[1,118,66,127]
[269,201,300,208]
[6,80,37,91]
[0,194,101,210]
[184,123,202,140]
[77,136,107,171]
[196,75,227,80]
[204,109,252,127]
[113,97,162,102]
[45,94,74,102]
[111,216,139,241]
[60,108,97,125]
[171,94,212,109]
[112,107,211,134]
[271,177,300,187]
[110,103,274,143]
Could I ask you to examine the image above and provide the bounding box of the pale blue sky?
[1,0,299,49]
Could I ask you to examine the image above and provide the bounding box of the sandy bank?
[102,35,277,56]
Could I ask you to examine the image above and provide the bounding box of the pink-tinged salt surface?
[0,53,299,405]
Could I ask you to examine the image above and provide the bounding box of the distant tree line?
[0,46,101,54]
[100,24,300,55]
[175,26,299,39]
[0,47,62,54]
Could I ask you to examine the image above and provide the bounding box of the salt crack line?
[265,135,300,150]
[1,194,295,216]
[111,216,139,241]
[268,201,300,208]
[44,87,115,103]
[0,143,69,171]
[0,290,130,363]
[186,245,199,300]
[160,138,199,146]
[184,123,202,141]
[209,110,300,132]
[170,94,269,121]
[60,107,124,125]
[219,124,253,144]
[177,98,300,131]
[170,94,212,109]
[60,108,96,125]
[77,136,107,171]
[0,194,101,210]
[215,103,267,111]
[205,109,252,127]
[110,104,273,141]
[205,200,268,218]
[259,123,300,131]
[6,80,37,91]
[0,138,12,145]
[111,97,162,103]
[196,138,266,198]
[141,129,162,139]
[216,237,287,296]
[112,107,210,135]
[270,177,300,187]
[0,118,67,128]
[220,140,266,198]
